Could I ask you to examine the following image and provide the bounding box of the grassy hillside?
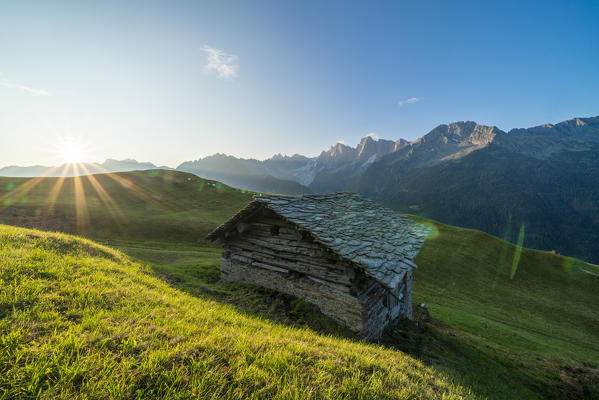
[413,217,599,364]
[1,170,598,398]
[0,169,253,244]
[0,225,471,399]
[409,218,599,398]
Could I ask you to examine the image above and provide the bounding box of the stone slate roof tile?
[207,192,431,291]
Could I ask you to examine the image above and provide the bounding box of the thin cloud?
[0,74,49,96]
[1,82,49,96]
[201,45,239,80]
[366,132,380,139]
[398,97,422,107]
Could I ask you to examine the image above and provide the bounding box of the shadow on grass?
[112,241,357,339]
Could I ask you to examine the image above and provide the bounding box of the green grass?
[1,170,598,398]
[412,218,599,364]
[0,225,473,399]
[409,218,599,399]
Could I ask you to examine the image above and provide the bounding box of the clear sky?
[1,0,598,167]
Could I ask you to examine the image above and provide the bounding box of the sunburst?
[2,137,174,236]
[59,139,87,164]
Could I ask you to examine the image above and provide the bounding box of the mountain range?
[176,115,599,263]
[0,158,169,178]
[2,115,598,262]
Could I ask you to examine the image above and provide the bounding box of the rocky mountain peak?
[394,139,409,151]
[267,153,310,162]
[317,142,357,165]
[357,136,395,161]
[420,121,503,147]
[375,122,505,171]
[332,141,354,154]
[360,135,375,143]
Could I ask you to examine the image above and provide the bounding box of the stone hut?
[207,193,430,340]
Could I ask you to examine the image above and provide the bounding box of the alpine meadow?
[2,1,599,399]
[1,170,598,398]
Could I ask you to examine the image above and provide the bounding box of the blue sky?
[1,0,598,167]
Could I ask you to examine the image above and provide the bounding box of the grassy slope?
[0,169,253,244]
[409,218,599,398]
[1,170,598,398]
[0,225,470,399]
[413,218,599,365]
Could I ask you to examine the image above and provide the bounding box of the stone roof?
[207,193,431,291]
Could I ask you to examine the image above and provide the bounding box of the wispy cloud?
[366,132,380,139]
[201,45,239,80]
[398,97,421,107]
[1,82,49,96]
[0,74,49,96]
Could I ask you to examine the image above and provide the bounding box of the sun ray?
[78,163,128,229]
[72,163,90,234]
[91,164,170,211]
[0,164,63,206]
[40,164,71,228]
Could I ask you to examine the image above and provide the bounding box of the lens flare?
[510,224,525,280]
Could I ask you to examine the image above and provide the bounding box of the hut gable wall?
[220,208,365,331]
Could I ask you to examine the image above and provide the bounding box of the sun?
[59,139,86,164]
